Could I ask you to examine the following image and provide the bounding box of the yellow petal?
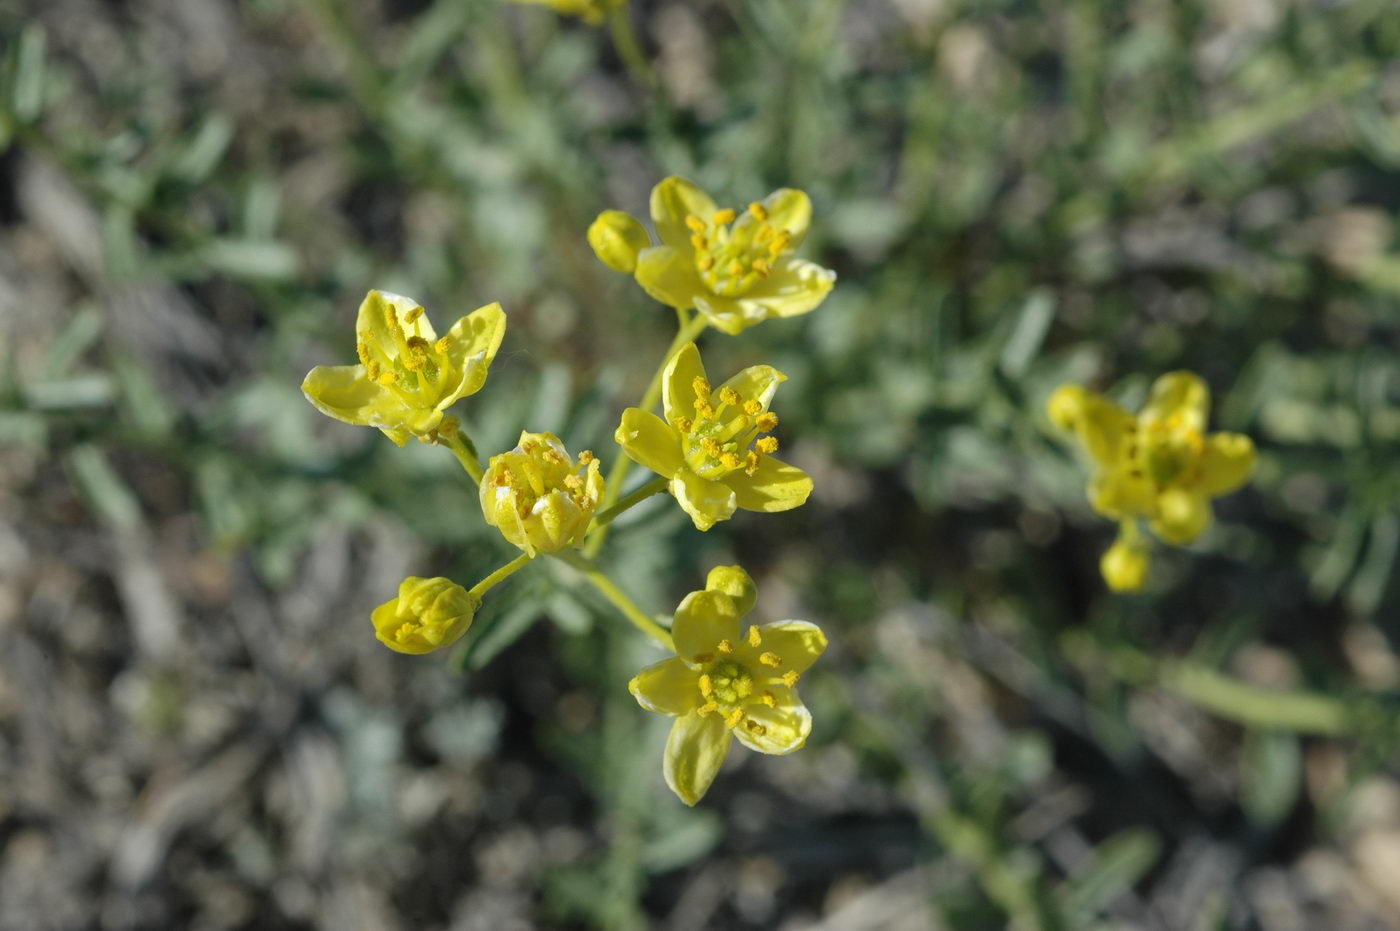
[615,408,684,478]
[441,302,507,403]
[724,456,812,514]
[754,188,812,249]
[690,293,751,335]
[1046,385,1089,431]
[743,620,826,675]
[734,690,812,755]
[732,256,835,320]
[1076,394,1137,468]
[1088,471,1154,520]
[302,364,417,445]
[1151,487,1213,545]
[1199,432,1256,497]
[663,710,732,806]
[714,363,786,413]
[588,210,651,274]
[634,245,707,313]
[671,589,742,663]
[1141,371,1209,431]
[661,342,707,427]
[357,290,433,348]
[704,565,756,617]
[650,176,719,253]
[670,467,738,531]
[629,657,701,715]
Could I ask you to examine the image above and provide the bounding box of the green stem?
[468,552,534,600]
[554,551,673,650]
[587,311,708,556]
[588,476,669,535]
[607,4,658,92]
[444,432,484,485]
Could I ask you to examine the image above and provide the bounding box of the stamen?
[746,720,767,736]
[377,372,399,386]
[675,417,694,434]
[782,670,800,687]
[727,260,744,276]
[725,709,744,729]
[690,234,707,250]
[692,376,711,398]
[435,336,451,355]
[694,398,715,418]
[751,258,771,276]
[685,215,707,233]
[579,450,595,465]
[747,626,762,648]
[356,339,372,367]
[563,474,584,491]
[755,226,775,245]
[757,412,779,431]
[713,208,737,225]
[718,639,735,654]
[719,387,742,406]
[721,453,742,470]
[769,230,793,255]
[762,690,777,707]
[697,701,718,717]
[759,652,782,667]
[366,360,382,381]
[743,400,762,415]
[698,674,714,698]
[403,306,424,324]
[698,254,716,271]
[749,202,768,221]
[745,451,760,475]
[756,437,779,454]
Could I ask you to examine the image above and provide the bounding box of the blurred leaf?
[1059,828,1160,922]
[1240,731,1302,828]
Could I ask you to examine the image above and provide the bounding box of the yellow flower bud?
[588,210,652,275]
[705,565,756,616]
[371,577,479,654]
[481,431,605,556]
[1046,385,1088,430]
[1100,536,1150,593]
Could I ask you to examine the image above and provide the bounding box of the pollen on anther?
[782,670,800,687]
[366,360,382,381]
[578,450,595,465]
[747,626,762,648]
[757,412,779,432]
[378,372,399,386]
[435,336,451,355]
[675,417,694,434]
[742,399,762,415]
[761,690,777,707]
[725,709,744,729]
[757,437,779,454]
[685,215,707,233]
[746,720,767,736]
[718,639,735,654]
[403,306,424,324]
[356,340,372,367]
[698,254,716,271]
[713,208,737,225]
[721,453,742,470]
[698,674,714,698]
[727,260,744,276]
[697,701,718,717]
[692,376,711,398]
[759,652,782,667]
[749,202,768,221]
[745,451,760,475]
[690,234,708,250]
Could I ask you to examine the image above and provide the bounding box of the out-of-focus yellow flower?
[481,432,604,556]
[372,576,479,654]
[508,0,623,25]
[629,565,826,805]
[302,290,506,446]
[1100,529,1150,593]
[1050,372,1257,588]
[591,177,836,335]
[614,342,812,531]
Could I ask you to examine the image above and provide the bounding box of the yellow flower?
[481,432,605,556]
[1049,371,1257,575]
[592,176,836,335]
[629,565,827,805]
[372,576,479,654]
[614,342,813,531]
[302,290,506,446]
[588,210,650,274]
[508,0,623,25]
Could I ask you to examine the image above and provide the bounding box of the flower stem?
[555,551,673,650]
[587,312,708,557]
[468,552,535,600]
[444,432,484,485]
[588,476,669,535]
[607,4,658,92]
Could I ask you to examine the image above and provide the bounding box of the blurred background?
[3,0,1400,928]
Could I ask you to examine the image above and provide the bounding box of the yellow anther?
[725,709,744,729]
[761,690,777,707]
[694,398,715,418]
[727,260,744,276]
[755,225,774,245]
[719,387,742,406]
[434,336,451,355]
[745,451,760,475]
[756,436,779,454]
[703,439,725,459]
[782,670,800,687]
[735,677,753,698]
[713,208,737,225]
[377,371,399,386]
[697,701,718,717]
[751,258,771,276]
[403,306,424,324]
[692,376,711,398]
[366,360,382,381]
[743,399,762,415]
[768,231,792,256]
[563,474,584,491]
[759,652,782,667]
[693,652,714,664]
[718,639,735,654]
[698,254,716,271]
[721,453,742,470]
[356,340,372,367]
[685,215,707,233]
[675,417,694,434]
[690,234,708,250]
[749,202,768,221]
[757,412,779,432]
[698,674,714,698]
[395,622,419,642]
[747,626,762,648]
[578,450,595,465]
[383,305,399,329]
[746,720,767,736]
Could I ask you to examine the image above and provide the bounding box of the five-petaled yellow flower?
[302,290,506,446]
[614,342,812,531]
[1049,371,1257,590]
[591,176,836,335]
[630,565,826,805]
[372,576,479,655]
[481,431,605,556]
[508,0,623,25]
